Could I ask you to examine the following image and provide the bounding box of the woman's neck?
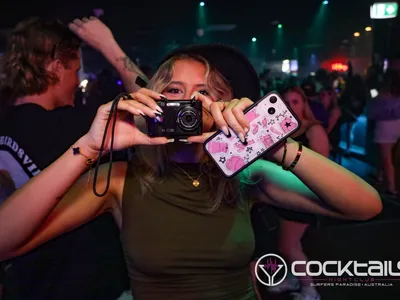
[168,144,205,164]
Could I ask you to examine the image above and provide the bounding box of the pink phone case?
[203,92,300,178]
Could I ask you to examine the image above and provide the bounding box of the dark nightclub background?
[1,1,400,300]
[1,0,397,75]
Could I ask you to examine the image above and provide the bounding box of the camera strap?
[92,93,133,197]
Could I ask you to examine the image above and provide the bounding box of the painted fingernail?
[178,139,192,144]
[159,94,167,100]
[221,126,229,136]
[244,127,249,133]
[154,110,163,116]
[190,92,197,100]
[155,105,163,113]
[138,110,146,117]
[238,133,246,143]
[167,139,175,143]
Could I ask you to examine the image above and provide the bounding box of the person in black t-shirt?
[0,16,147,300]
[0,171,15,300]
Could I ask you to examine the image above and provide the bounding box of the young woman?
[371,70,400,197]
[268,86,330,300]
[0,46,381,300]
[320,87,342,162]
[320,87,342,135]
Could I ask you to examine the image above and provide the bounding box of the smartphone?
[203,92,301,178]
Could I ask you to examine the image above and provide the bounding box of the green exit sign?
[370,2,398,19]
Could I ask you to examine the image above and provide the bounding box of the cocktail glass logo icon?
[255,254,288,286]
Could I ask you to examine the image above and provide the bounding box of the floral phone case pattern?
[204,93,300,177]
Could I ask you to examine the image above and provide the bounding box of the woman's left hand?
[187,97,254,143]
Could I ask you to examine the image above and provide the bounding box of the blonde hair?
[132,54,250,213]
[284,86,318,122]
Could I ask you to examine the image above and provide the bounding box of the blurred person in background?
[319,87,342,161]
[267,86,330,300]
[339,74,369,154]
[314,68,330,93]
[370,70,400,197]
[0,171,15,300]
[301,79,329,128]
[0,16,147,300]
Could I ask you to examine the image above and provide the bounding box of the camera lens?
[270,96,277,103]
[268,107,276,115]
[177,107,201,131]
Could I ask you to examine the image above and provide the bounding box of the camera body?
[146,99,203,138]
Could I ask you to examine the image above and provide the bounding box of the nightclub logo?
[254,254,288,287]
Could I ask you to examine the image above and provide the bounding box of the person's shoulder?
[50,106,97,138]
[4,104,47,120]
[331,106,342,116]
[51,105,96,122]
[306,122,326,138]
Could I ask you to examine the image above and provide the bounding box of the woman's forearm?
[0,135,97,253]
[271,138,382,219]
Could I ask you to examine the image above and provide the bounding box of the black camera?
[146,99,203,138]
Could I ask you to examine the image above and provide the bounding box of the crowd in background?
[0,15,398,300]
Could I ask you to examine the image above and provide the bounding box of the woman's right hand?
[83,88,173,154]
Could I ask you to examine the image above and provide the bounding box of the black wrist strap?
[92,93,133,197]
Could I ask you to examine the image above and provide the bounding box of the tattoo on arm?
[116,56,148,82]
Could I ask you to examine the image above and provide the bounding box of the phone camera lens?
[270,96,277,104]
[268,107,276,115]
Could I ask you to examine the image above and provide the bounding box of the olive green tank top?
[120,163,256,300]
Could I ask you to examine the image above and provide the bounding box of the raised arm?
[69,17,148,93]
[201,97,382,221]
[251,139,382,220]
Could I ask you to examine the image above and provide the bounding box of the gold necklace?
[173,163,202,187]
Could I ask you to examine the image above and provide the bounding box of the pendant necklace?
[173,163,202,187]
